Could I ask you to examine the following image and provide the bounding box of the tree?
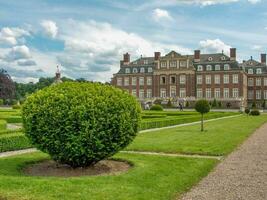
[212,99,217,108]
[262,100,266,110]
[195,99,210,132]
[245,108,250,116]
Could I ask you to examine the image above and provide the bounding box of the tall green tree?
[195,99,211,132]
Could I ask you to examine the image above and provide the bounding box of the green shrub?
[252,102,256,109]
[12,104,21,109]
[0,133,32,153]
[195,99,210,131]
[245,108,250,116]
[150,104,163,111]
[250,109,260,116]
[0,99,3,106]
[141,115,167,119]
[212,99,217,108]
[0,116,22,123]
[0,120,7,130]
[22,82,141,168]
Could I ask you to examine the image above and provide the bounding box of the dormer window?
[133,68,138,73]
[197,65,203,71]
[144,60,148,65]
[125,68,130,73]
[248,69,253,74]
[140,67,145,73]
[250,62,253,65]
[224,64,230,70]
[206,65,212,71]
[133,61,137,65]
[221,56,226,61]
[148,67,153,73]
[215,65,220,71]
[208,57,213,61]
[256,68,262,74]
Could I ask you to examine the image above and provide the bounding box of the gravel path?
[0,148,37,158]
[180,122,267,200]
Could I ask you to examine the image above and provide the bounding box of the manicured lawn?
[127,115,267,156]
[0,152,216,200]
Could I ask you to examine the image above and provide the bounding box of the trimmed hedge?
[150,104,163,111]
[0,133,32,153]
[250,109,260,116]
[0,120,7,130]
[0,116,22,123]
[22,82,141,168]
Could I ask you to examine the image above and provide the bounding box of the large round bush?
[22,82,141,167]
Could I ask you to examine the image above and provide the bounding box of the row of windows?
[248,77,267,87]
[197,64,230,71]
[248,90,267,100]
[132,89,152,99]
[117,77,152,86]
[125,67,153,74]
[160,60,187,68]
[196,74,239,85]
[247,68,263,75]
[196,88,240,99]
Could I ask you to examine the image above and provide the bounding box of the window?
[205,75,211,84]
[124,77,129,86]
[233,74,239,84]
[206,88,211,99]
[125,68,130,73]
[197,88,203,98]
[132,89,136,97]
[179,88,186,98]
[233,88,239,98]
[147,89,152,98]
[148,67,153,73]
[256,78,261,86]
[180,75,186,84]
[248,69,253,74]
[197,75,202,84]
[170,86,176,97]
[144,60,148,65]
[224,64,230,71]
[248,90,254,99]
[180,61,186,67]
[160,88,166,98]
[160,76,166,84]
[256,90,261,99]
[224,88,230,98]
[256,68,262,74]
[208,57,213,61]
[133,68,138,73]
[170,76,176,84]
[221,56,226,60]
[139,89,144,99]
[117,78,122,86]
[215,88,221,99]
[215,65,220,71]
[161,62,167,68]
[206,65,212,71]
[139,77,144,86]
[132,77,136,86]
[224,74,229,84]
[140,68,145,73]
[197,65,203,71]
[147,77,152,85]
[248,78,254,86]
[264,90,267,100]
[215,75,220,84]
[169,61,177,68]
[264,78,267,86]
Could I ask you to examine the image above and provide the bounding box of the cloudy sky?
[0,0,267,83]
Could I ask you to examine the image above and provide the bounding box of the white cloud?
[247,0,261,4]
[199,39,231,54]
[0,27,29,46]
[152,8,173,21]
[251,45,262,50]
[40,20,58,38]
[5,45,31,61]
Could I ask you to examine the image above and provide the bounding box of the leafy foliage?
[150,104,163,111]
[22,82,141,167]
[250,109,260,116]
[0,133,32,153]
[195,99,211,131]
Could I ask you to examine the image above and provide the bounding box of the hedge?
[0,133,32,153]
[0,116,22,123]
[0,120,7,130]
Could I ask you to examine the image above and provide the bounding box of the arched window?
[133,68,138,73]
[206,65,212,71]
[140,67,145,73]
[197,65,203,71]
[224,64,230,70]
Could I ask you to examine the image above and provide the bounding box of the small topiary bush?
[244,108,250,116]
[250,109,260,116]
[150,104,163,111]
[22,82,141,168]
[195,99,210,132]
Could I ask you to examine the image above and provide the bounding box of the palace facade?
[111,49,267,109]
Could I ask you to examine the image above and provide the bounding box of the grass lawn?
[0,152,216,200]
[127,114,267,156]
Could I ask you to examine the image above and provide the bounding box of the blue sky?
[0,0,267,83]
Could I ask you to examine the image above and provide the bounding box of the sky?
[0,0,267,83]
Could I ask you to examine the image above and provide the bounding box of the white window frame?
[256,78,262,86]
[223,88,230,98]
[161,62,167,68]
[248,69,253,74]
[256,68,262,74]
[125,68,130,73]
[147,89,152,98]
[224,64,230,71]
[215,65,220,71]
[133,68,138,73]
[233,74,239,84]
[197,88,203,98]
[147,77,152,85]
[179,88,186,98]
[140,68,145,73]
[205,75,211,84]
[215,75,220,84]
[139,77,144,86]
[124,77,129,86]
[256,90,261,100]
[139,89,144,99]
[206,65,212,71]
[197,75,202,84]
[117,78,122,86]
[148,67,153,73]
[248,78,254,86]
[132,77,136,86]
[160,88,167,98]
[232,88,239,98]
[206,88,211,99]
[215,88,221,99]
[180,75,186,84]
[248,90,254,100]
[197,65,203,71]
[224,74,229,84]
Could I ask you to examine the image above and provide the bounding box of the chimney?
[261,53,266,64]
[230,48,236,61]
[123,53,130,63]
[194,50,200,62]
[154,52,161,61]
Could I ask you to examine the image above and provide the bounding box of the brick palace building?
[111,48,267,109]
